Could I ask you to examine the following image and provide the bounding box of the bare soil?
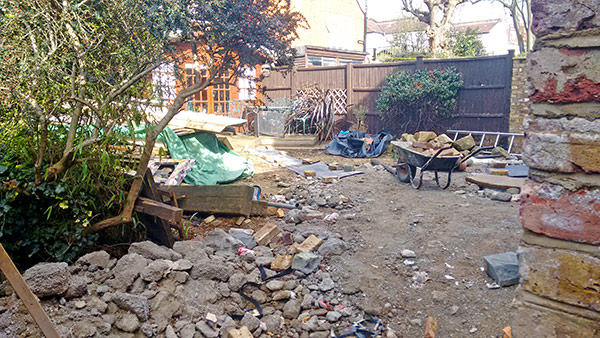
[240,148,521,337]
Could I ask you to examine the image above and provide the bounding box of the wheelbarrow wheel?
[396,163,416,183]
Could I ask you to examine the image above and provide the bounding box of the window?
[184,64,209,113]
[151,63,176,102]
[238,67,256,101]
[213,72,230,115]
[308,56,323,66]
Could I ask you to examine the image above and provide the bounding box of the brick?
[296,235,323,253]
[520,180,600,244]
[511,293,600,337]
[270,255,292,271]
[531,0,600,37]
[253,223,281,246]
[518,244,600,311]
[304,170,316,177]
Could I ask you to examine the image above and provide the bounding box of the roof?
[295,45,367,57]
[367,18,427,35]
[451,20,500,34]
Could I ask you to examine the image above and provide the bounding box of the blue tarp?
[325,130,393,158]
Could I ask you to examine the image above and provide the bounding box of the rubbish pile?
[399,131,513,159]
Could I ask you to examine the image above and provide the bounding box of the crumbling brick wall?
[511,1,600,336]
[509,57,529,134]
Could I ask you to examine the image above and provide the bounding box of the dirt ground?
[238,147,522,337]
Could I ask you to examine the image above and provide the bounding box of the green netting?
[155,127,253,185]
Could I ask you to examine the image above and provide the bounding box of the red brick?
[520,180,600,244]
[531,76,600,103]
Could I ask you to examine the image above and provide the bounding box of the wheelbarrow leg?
[434,171,452,189]
[409,167,424,189]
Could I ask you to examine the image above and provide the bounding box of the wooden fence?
[262,51,515,134]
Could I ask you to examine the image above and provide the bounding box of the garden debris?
[325,130,393,158]
[286,87,336,142]
[254,223,281,246]
[289,161,363,179]
[484,252,519,286]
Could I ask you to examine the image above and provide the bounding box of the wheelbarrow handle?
[420,145,454,171]
[458,146,495,164]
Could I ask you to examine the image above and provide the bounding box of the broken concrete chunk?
[129,241,181,261]
[204,228,244,252]
[492,146,510,158]
[414,131,437,142]
[484,252,519,286]
[229,229,258,249]
[76,250,110,271]
[292,252,321,274]
[22,262,71,297]
[285,209,306,224]
[434,133,453,145]
[490,191,513,202]
[254,223,281,246]
[453,135,476,151]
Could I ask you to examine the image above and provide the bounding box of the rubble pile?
[0,219,373,337]
[399,131,512,159]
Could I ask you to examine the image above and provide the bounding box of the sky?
[366,0,510,23]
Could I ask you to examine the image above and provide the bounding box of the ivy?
[376,67,463,135]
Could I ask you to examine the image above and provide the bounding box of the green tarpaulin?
[156,127,253,185]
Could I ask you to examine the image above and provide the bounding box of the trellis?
[296,89,347,116]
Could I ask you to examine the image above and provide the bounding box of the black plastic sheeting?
[325,130,393,158]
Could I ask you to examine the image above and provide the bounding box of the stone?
[492,146,510,158]
[196,321,219,338]
[111,292,149,320]
[64,275,89,299]
[327,196,341,208]
[22,262,70,297]
[317,238,347,256]
[254,223,281,246]
[228,273,247,291]
[72,321,97,337]
[266,280,284,291]
[296,235,323,253]
[409,318,422,326]
[204,228,244,252]
[318,278,334,292]
[165,325,177,338]
[172,259,193,271]
[285,209,307,224]
[270,255,292,271]
[228,326,254,338]
[115,313,140,333]
[414,131,437,142]
[450,306,459,315]
[283,299,301,319]
[506,187,520,194]
[230,229,258,249]
[261,314,282,333]
[272,290,293,301]
[276,208,285,217]
[342,164,354,172]
[140,323,157,337]
[490,191,513,202]
[326,311,341,322]
[484,252,519,286]
[240,312,261,332]
[251,290,268,304]
[301,316,319,332]
[129,241,181,261]
[301,293,315,309]
[151,291,181,332]
[190,259,234,281]
[434,133,453,145]
[172,241,208,260]
[292,252,321,275]
[74,300,87,309]
[401,249,416,258]
[453,135,476,151]
[109,254,149,292]
[204,215,216,223]
[76,250,111,271]
[141,259,172,282]
[180,323,197,338]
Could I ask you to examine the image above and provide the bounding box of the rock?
[261,314,282,333]
[115,313,140,333]
[292,252,321,275]
[318,278,334,292]
[240,312,261,332]
[266,280,284,291]
[76,250,111,271]
[140,323,157,337]
[141,259,172,282]
[129,241,181,261]
[285,209,307,224]
[283,299,301,319]
[190,259,234,281]
[301,316,319,332]
[254,224,281,246]
[470,327,478,333]
[171,259,193,271]
[453,135,476,151]
[450,305,459,315]
[111,292,149,320]
[180,323,196,337]
[151,291,182,333]
[491,146,510,158]
[165,325,177,338]
[171,270,189,283]
[96,285,110,295]
[204,228,244,252]
[74,300,87,309]
[401,249,416,258]
[204,215,216,223]
[414,131,437,142]
[251,290,268,304]
[228,273,247,291]
[172,241,208,260]
[301,293,315,309]
[196,321,219,338]
[72,321,97,337]
[317,238,347,256]
[270,255,292,271]
[22,262,70,297]
[327,195,341,207]
[228,326,253,338]
[230,229,258,249]
[490,191,513,202]
[506,187,520,195]
[64,275,89,299]
[109,253,148,291]
[409,318,422,326]
[483,252,519,286]
[432,290,447,302]
[272,290,293,301]
[434,133,453,145]
[326,311,342,322]
[466,184,480,193]
[323,212,339,223]
[295,235,323,253]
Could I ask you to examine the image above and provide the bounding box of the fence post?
[416,55,424,70]
[345,63,353,120]
[502,50,515,132]
[290,69,296,99]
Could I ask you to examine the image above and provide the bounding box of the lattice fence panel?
[295,89,347,116]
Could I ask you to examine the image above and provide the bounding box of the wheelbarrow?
[391,141,493,189]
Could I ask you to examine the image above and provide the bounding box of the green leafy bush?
[376,68,463,135]
[448,28,486,57]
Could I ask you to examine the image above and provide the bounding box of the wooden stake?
[0,245,60,338]
[425,317,438,338]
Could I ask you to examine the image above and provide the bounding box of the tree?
[1,0,305,249]
[448,28,486,56]
[493,0,532,54]
[401,0,476,56]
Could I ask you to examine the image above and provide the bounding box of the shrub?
[376,68,463,135]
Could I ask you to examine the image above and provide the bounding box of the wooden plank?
[140,170,175,247]
[134,197,183,224]
[424,317,438,338]
[251,200,269,216]
[164,185,255,216]
[466,174,525,190]
[0,245,60,338]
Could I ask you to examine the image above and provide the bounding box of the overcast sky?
[367,0,509,23]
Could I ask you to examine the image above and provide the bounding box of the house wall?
[292,0,364,51]
[511,0,600,335]
[480,20,518,55]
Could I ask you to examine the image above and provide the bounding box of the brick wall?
[509,57,529,134]
[511,1,600,336]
